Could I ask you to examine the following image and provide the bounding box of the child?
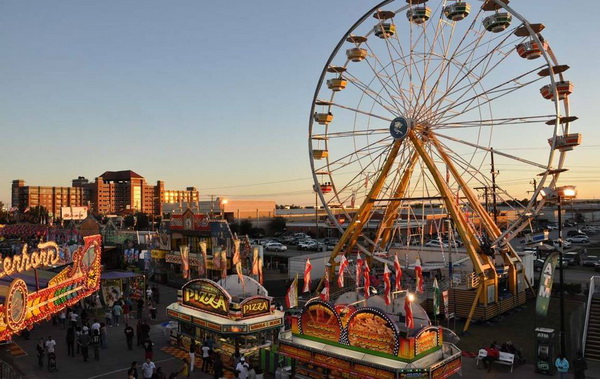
[105,308,112,327]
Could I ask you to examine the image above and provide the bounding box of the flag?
[303,258,312,293]
[415,258,424,293]
[536,251,559,317]
[355,253,363,287]
[285,275,298,308]
[394,255,402,291]
[338,255,349,288]
[220,250,227,280]
[383,264,392,305]
[24,206,30,213]
[232,239,241,265]
[350,191,356,208]
[180,246,190,280]
[258,257,264,284]
[236,261,245,288]
[363,260,371,299]
[404,294,414,329]
[321,269,330,301]
[199,241,207,276]
[252,247,259,275]
[433,277,441,315]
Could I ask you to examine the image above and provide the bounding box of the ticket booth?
[534,327,556,375]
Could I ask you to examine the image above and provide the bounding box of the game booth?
[166,275,284,370]
[278,292,462,379]
[0,235,102,341]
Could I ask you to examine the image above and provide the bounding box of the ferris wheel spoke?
[434,114,555,129]
[433,131,549,169]
[361,49,409,113]
[426,29,516,119]
[435,75,545,125]
[344,71,405,115]
[329,102,393,122]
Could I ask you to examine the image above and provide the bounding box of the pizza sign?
[182,279,231,316]
[240,297,271,318]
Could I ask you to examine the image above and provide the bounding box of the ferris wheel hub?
[389,117,414,140]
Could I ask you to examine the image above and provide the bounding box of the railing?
[582,276,600,355]
[0,358,24,379]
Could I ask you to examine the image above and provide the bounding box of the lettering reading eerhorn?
[184,287,227,313]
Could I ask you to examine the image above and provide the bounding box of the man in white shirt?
[69,311,78,328]
[45,336,56,354]
[91,319,101,332]
[141,357,156,379]
[236,357,249,379]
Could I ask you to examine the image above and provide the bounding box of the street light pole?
[557,197,566,357]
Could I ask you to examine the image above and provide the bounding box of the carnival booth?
[278,291,462,379]
[167,275,284,370]
[100,271,146,307]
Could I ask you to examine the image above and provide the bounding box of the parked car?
[582,255,600,267]
[567,235,589,244]
[564,220,577,227]
[595,262,600,272]
[425,239,449,248]
[552,239,572,249]
[564,252,580,266]
[566,230,586,238]
[265,242,287,252]
[297,240,316,250]
[546,223,559,230]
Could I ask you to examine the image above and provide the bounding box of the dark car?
[564,252,580,266]
[582,255,600,267]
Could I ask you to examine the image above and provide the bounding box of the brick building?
[11,170,198,218]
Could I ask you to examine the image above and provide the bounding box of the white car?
[425,239,449,248]
[265,242,287,252]
[567,235,589,244]
[553,239,572,248]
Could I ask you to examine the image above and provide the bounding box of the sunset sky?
[1,0,598,207]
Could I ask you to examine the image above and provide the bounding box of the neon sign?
[0,242,60,279]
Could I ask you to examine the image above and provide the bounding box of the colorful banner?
[102,279,123,308]
[303,258,312,293]
[338,255,348,288]
[536,251,559,317]
[285,275,298,308]
[346,308,399,355]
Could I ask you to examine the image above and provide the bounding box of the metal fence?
[0,358,24,379]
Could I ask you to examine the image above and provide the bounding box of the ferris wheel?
[309,0,578,325]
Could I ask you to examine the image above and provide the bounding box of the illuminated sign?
[0,242,61,279]
[249,318,282,331]
[240,296,271,318]
[415,327,440,356]
[299,300,342,343]
[278,343,313,361]
[431,355,461,379]
[347,308,399,356]
[61,206,88,220]
[181,279,231,316]
[312,353,351,372]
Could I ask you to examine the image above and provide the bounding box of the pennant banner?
[199,241,207,276]
[338,255,348,288]
[394,255,402,291]
[303,258,312,293]
[433,277,441,315]
[180,246,190,280]
[383,264,391,305]
[356,253,363,287]
[415,258,424,294]
[286,275,298,308]
[363,261,371,299]
[404,294,414,329]
[536,251,559,317]
[252,247,259,275]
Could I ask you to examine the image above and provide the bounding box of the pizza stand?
[278,292,461,379]
[166,275,284,370]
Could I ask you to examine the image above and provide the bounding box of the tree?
[135,213,150,230]
[240,220,254,235]
[124,215,135,228]
[269,217,286,234]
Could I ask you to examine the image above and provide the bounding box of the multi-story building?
[11,170,199,218]
[11,179,85,218]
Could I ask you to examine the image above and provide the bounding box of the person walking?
[143,337,154,361]
[58,310,67,329]
[128,361,139,379]
[235,357,250,379]
[36,338,45,368]
[142,357,156,379]
[112,303,123,326]
[573,351,587,379]
[137,298,145,319]
[141,320,151,341]
[188,339,196,373]
[75,327,82,355]
[66,327,75,357]
[136,320,144,347]
[212,353,224,379]
[91,329,100,361]
[123,302,131,324]
[44,336,56,366]
[69,310,78,328]
[124,323,135,350]
[555,353,570,379]
[77,330,91,362]
[201,341,211,372]
[149,302,157,320]
[105,308,112,327]
[100,323,108,348]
